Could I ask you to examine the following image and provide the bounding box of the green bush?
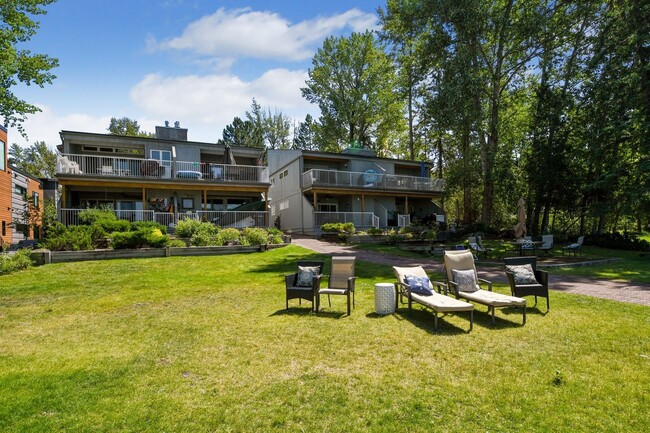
[78,207,116,226]
[366,227,384,235]
[0,249,34,275]
[132,221,167,235]
[242,227,270,245]
[168,239,187,248]
[98,219,131,233]
[190,223,220,246]
[175,219,204,238]
[112,228,169,249]
[41,225,95,251]
[321,222,355,234]
[218,228,241,245]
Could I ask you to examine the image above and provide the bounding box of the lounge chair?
[285,261,324,311]
[393,265,474,331]
[443,250,526,325]
[468,236,489,258]
[316,256,356,315]
[562,236,584,256]
[504,256,550,311]
[537,235,554,256]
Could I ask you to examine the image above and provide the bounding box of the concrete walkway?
[291,235,650,307]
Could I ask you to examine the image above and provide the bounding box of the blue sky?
[9,0,384,147]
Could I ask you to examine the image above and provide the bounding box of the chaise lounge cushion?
[505,264,538,285]
[458,289,526,307]
[409,292,474,312]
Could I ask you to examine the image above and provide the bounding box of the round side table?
[374,283,396,315]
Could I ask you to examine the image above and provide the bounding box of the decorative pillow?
[296,266,320,287]
[506,264,538,285]
[404,275,433,296]
[470,242,481,251]
[452,269,479,292]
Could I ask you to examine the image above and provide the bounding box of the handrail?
[302,169,444,192]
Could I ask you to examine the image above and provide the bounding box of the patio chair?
[562,236,584,256]
[316,256,356,315]
[468,236,489,258]
[503,256,550,311]
[285,261,324,312]
[477,235,494,257]
[393,265,474,331]
[537,235,554,256]
[443,250,526,325]
[520,236,535,256]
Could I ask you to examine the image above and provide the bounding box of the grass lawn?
[1,245,649,432]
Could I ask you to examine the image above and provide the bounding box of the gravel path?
[291,236,650,307]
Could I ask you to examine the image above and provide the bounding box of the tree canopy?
[0,0,59,137]
[107,117,154,137]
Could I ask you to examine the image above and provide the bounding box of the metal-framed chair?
[504,256,550,311]
[285,261,324,311]
[317,256,356,315]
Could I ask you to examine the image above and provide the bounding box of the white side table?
[374,283,396,315]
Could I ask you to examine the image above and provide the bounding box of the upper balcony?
[57,154,269,184]
[301,169,444,193]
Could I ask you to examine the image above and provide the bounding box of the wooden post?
[203,190,207,210]
[142,188,146,212]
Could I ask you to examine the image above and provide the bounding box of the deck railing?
[58,209,269,228]
[313,212,379,229]
[302,169,444,192]
[58,154,268,183]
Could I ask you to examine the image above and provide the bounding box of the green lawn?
[1,245,649,432]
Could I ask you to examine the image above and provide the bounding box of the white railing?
[302,169,445,192]
[314,212,378,229]
[398,214,411,227]
[196,211,269,228]
[59,154,268,183]
[58,209,269,228]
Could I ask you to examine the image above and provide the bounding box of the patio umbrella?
[222,144,236,165]
[514,197,527,239]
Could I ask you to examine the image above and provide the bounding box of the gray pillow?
[296,266,320,287]
[452,269,479,292]
[506,264,538,284]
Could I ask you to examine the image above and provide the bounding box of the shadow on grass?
[387,307,473,335]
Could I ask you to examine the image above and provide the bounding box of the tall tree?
[1,0,59,137]
[302,31,404,153]
[262,108,291,149]
[292,114,317,150]
[218,117,260,148]
[244,98,265,148]
[107,117,154,137]
[8,140,56,178]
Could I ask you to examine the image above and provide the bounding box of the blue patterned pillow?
[404,275,433,296]
[296,266,319,287]
[506,264,538,284]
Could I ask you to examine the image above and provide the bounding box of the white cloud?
[6,106,113,148]
[151,7,378,62]
[130,68,316,137]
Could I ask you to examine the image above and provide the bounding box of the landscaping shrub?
[218,228,242,245]
[132,221,167,234]
[586,233,650,251]
[0,249,34,275]
[175,218,204,238]
[321,222,355,234]
[190,223,220,246]
[242,227,270,245]
[111,228,170,249]
[41,225,96,251]
[167,239,187,248]
[78,208,131,233]
[366,227,384,235]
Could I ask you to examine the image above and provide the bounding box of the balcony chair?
[316,256,356,315]
[101,165,114,175]
[443,250,526,325]
[562,236,584,256]
[393,265,474,331]
[503,256,550,311]
[285,261,324,312]
[468,236,489,258]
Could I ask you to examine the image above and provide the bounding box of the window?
[14,185,27,195]
[32,192,39,209]
[279,200,289,211]
[278,169,289,180]
[151,149,172,166]
[317,203,338,212]
[181,198,194,209]
[1,221,5,236]
[0,140,5,171]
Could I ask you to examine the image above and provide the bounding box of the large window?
[32,192,39,209]
[0,140,5,171]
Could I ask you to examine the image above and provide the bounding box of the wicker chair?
[285,261,324,311]
[503,256,550,311]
